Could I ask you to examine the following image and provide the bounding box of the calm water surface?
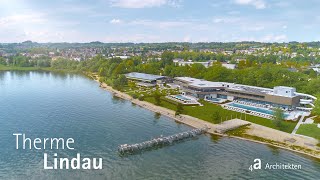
[0,71,319,180]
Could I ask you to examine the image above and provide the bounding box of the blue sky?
[0,0,319,43]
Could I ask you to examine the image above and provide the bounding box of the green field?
[296,124,320,140]
[144,97,297,133]
[144,97,178,112]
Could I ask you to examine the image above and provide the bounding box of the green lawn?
[296,124,320,140]
[124,85,179,99]
[184,101,296,133]
[144,97,178,111]
[143,98,297,133]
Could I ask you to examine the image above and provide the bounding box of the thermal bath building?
[174,77,316,112]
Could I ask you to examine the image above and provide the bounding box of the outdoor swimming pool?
[174,95,191,101]
[228,103,289,117]
[208,98,220,102]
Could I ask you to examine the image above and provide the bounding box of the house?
[173,59,213,68]
[222,63,237,69]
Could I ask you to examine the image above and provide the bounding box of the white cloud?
[105,33,161,42]
[110,19,122,24]
[0,13,46,28]
[0,11,87,43]
[129,19,190,29]
[227,11,240,15]
[234,0,266,9]
[242,25,265,31]
[273,1,290,8]
[110,0,181,8]
[167,0,182,8]
[213,17,240,23]
[234,34,287,42]
[260,34,287,42]
[183,35,191,42]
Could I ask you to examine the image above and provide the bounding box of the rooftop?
[175,77,299,97]
[228,85,273,95]
[125,72,165,82]
[175,77,230,88]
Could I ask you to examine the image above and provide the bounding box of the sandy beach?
[93,76,320,159]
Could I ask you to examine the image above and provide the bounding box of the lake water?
[0,71,319,180]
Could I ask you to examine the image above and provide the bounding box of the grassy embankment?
[224,124,320,155]
[297,124,320,140]
[226,124,320,157]
[225,124,285,145]
[295,115,320,141]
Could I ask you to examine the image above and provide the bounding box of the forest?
[2,52,320,95]
[46,52,320,96]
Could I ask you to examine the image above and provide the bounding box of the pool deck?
[166,95,201,105]
[223,102,306,121]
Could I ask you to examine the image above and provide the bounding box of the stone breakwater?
[118,127,209,154]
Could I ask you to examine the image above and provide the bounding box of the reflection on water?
[111,94,126,104]
[154,112,161,120]
[210,134,222,143]
[267,145,281,156]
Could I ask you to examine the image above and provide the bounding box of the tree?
[138,95,144,101]
[238,60,246,69]
[175,103,184,116]
[304,69,317,78]
[113,63,126,76]
[211,110,221,124]
[189,63,205,78]
[273,107,284,130]
[0,57,6,65]
[312,94,320,116]
[153,91,161,105]
[161,51,174,67]
[112,75,128,90]
[303,79,320,95]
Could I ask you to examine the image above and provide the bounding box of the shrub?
[132,94,138,99]
[138,95,144,101]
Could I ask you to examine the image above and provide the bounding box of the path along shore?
[92,76,320,159]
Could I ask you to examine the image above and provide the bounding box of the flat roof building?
[173,59,213,68]
[125,72,166,87]
[222,63,237,69]
[174,77,316,111]
[125,72,165,83]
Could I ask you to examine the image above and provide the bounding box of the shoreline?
[89,74,320,160]
[0,66,82,73]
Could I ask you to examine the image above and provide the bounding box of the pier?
[118,127,208,154]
